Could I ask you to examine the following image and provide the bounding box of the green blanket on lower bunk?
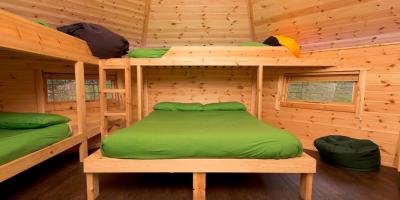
[0,123,71,165]
[101,111,302,159]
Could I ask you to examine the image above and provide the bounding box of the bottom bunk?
[0,112,90,182]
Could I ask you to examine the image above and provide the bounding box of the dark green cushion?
[153,102,203,111]
[128,48,170,58]
[0,112,70,129]
[202,102,246,111]
[314,135,380,171]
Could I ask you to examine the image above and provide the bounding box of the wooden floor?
[1,150,399,200]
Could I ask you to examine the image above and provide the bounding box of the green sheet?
[102,111,302,159]
[128,48,170,58]
[0,123,72,165]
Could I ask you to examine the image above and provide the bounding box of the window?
[45,73,114,102]
[279,72,360,112]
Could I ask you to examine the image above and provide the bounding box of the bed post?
[257,65,264,120]
[193,173,206,200]
[75,61,88,161]
[86,173,99,200]
[300,173,313,200]
[137,65,143,120]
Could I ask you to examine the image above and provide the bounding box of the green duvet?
[0,123,71,165]
[101,111,302,159]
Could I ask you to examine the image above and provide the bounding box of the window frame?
[44,73,116,103]
[278,71,362,113]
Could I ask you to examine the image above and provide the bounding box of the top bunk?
[0,9,98,65]
[105,46,338,68]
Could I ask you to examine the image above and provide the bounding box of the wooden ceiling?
[252,0,400,50]
[0,0,399,50]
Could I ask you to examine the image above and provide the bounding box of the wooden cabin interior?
[0,1,399,200]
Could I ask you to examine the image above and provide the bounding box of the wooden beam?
[247,0,256,41]
[257,65,263,120]
[125,60,133,126]
[141,0,151,47]
[84,150,316,173]
[75,61,87,161]
[86,173,99,200]
[99,60,108,139]
[193,173,206,200]
[300,173,313,200]
[136,65,143,121]
[34,69,45,113]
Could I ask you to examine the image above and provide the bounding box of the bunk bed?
[84,46,337,200]
[0,9,99,182]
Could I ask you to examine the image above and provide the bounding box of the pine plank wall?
[0,0,399,167]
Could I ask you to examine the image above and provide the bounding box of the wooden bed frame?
[84,47,336,200]
[0,10,99,182]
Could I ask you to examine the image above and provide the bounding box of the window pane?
[287,81,355,103]
[46,76,114,102]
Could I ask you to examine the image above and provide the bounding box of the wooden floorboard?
[1,150,399,200]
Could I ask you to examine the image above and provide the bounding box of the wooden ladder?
[99,59,133,138]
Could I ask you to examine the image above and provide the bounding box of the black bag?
[58,23,129,58]
[314,135,380,171]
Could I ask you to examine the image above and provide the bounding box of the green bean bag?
[314,135,380,171]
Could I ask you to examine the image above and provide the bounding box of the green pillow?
[153,102,203,111]
[239,42,267,47]
[128,48,170,58]
[0,112,70,129]
[202,102,247,111]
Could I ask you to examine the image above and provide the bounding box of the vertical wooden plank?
[300,173,313,200]
[356,70,367,119]
[99,60,108,138]
[143,71,150,117]
[34,69,45,113]
[250,69,257,116]
[275,73,285,111]
[193,173,206,200]
[247,0,256,41]
[141,0,151,47]
[86,173,99,200]
[125,59,133,126]
[257,65,264,120]
[136,65,143,120]
[75,61,87,161]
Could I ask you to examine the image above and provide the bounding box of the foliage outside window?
[280,72,359,112]
[45,73,113,102]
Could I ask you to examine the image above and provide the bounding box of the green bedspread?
[0,123,71,165]
[101,111,302,159]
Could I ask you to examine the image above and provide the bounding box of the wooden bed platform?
[84,151,316,200]
[83,46,336,200]
[0,10,99,182]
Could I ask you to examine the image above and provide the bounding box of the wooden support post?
[86,173,99,200]
[125,59,133,126]
[34,69,45,113]
[300,173,313,200]
[99,60,108,139]
[75,61,87,161]
[256,65,263,120]
[136,65,143,121]
[193,173,206,200]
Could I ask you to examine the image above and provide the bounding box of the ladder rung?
[102,89,125,93]
[101,66,126,70]
[104,112,126,117]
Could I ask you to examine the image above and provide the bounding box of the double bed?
[84,102,316,200]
